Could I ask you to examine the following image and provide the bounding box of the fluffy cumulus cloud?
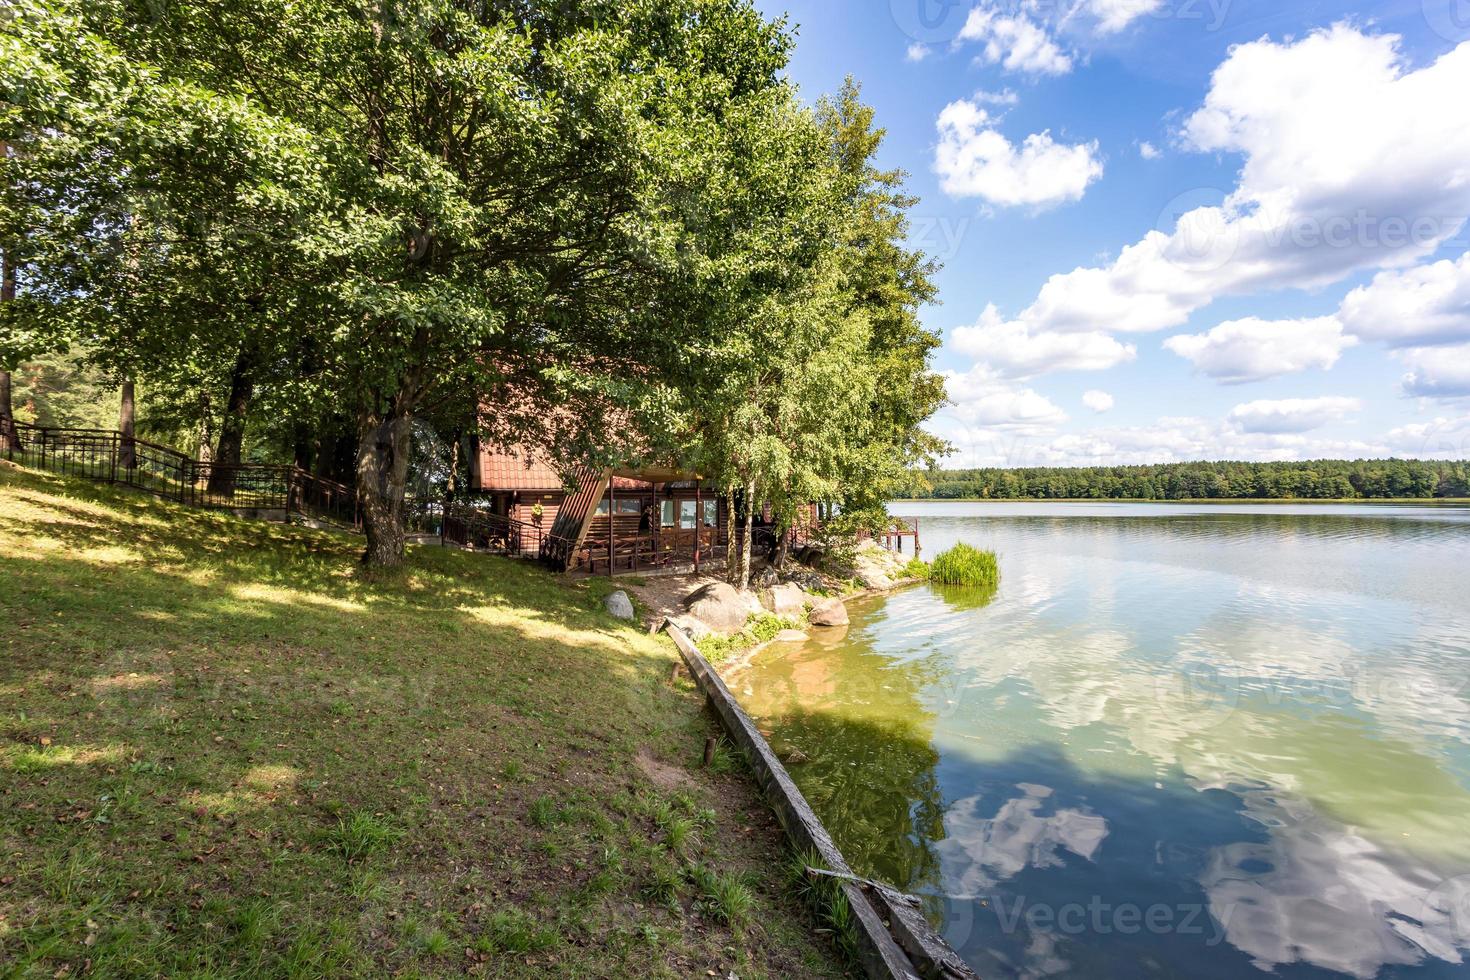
[1338,252,1470,347]
[1385,413,1470,457]
[951,304,1136,377]
[1138,140,1161,160]
[1084,0,1166,34]
[1398,343,1470,398]
[1164,316,1358,383]
[935,100,1103,208]
[939,413,1393,468]
[1226,397,1363,434]
[906,42,930,63]
[941,365,1070,433]
[1082,390,1115,413]
[972,26,1470,344]
[958,8,1073,75]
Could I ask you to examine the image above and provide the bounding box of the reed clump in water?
[929,542,1000,588]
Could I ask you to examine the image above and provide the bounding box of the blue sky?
[754,0,1470,467]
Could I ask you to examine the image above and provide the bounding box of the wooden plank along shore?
[664,625,980,980]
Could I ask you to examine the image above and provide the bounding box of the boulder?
[665,615,712,641]
[761,582,807,619]
[849,541,905,591]
[752,565,780,589]
[772,629,810,643]
[783,569,826,592]
[684,582,756,633]
[853,565,895,591]
[604,590,635,621]
[808,597,849,628]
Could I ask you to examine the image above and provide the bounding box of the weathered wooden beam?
[664,625,980,980]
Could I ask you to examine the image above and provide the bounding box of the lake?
[737,502,1470,979]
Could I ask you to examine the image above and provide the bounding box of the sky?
[752,0,1470,468]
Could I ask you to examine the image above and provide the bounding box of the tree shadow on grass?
[2,467,847,978]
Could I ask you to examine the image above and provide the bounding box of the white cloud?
[959,8,1073,75]
[936,100,1103,208]
[1138,140,1161,160]
[1385,414,1470,458]
[1085,0,1166,34]
[936,412,1393,468]
[906,42,930,63]
[942,365,1069,433]
[1164,316,1358,384]
[1338,252,1470,347]
[1082,390,1115,413]
[952,304,1136,377]
[974,27,1470,340]
[972,88,1020,106]
[1398,342,1470,398]
[1226,396,1363,434]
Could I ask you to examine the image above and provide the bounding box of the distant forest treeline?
[907,459,1470,501]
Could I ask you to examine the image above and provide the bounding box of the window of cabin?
[702,499,718,528]
[661,500,676,527]
[594,500,608,516]
[616,498,642,515]
[679,500,697,529]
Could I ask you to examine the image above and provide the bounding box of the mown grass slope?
[0,465,845,978]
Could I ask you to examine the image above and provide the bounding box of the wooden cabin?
[470,445,733,573]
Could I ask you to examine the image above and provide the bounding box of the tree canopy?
[907,459,1470,501]
[0,0,949,568]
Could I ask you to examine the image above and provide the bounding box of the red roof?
[478,447,567,491]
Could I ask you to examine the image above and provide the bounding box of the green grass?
[929,542,1000,588]
[698,612,801,664]
[0,465,845,979]
[900,557,930,581]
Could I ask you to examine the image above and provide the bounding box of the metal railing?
[2,420,359,528]
[441,501,547,558]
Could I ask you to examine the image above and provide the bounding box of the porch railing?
[2,420,359,528]
[441,501,546,558]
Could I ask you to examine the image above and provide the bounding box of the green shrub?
[323,811,400,864]
[929,543,999,588]
[901,557,930,581]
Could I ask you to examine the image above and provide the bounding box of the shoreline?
[718,576,926,683]
[889,496,1470,506]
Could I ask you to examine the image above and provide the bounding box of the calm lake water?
[739,502,1470,979]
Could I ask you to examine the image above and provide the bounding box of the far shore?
[889,497,1470,506]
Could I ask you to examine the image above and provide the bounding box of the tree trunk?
[117,380,136,469]
[356,402,414,567]
[739,477,756,590]
[207,348,256,496]
[466,432,482,491]
[195,392,213,465]
[0,143,18,453]
[446,432,460,498]
[725,488,738,582]
[0,367,16,455]
[773,523,790,571]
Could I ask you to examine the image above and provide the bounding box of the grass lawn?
[0,465,847,978]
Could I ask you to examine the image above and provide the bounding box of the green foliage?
[929,543,999,589]
[912,459,1470,501]
[8,353,116,430]
[697,612,799,663]
[323,811,400,864]
[901,557,930,581]
[688,864,755,932]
